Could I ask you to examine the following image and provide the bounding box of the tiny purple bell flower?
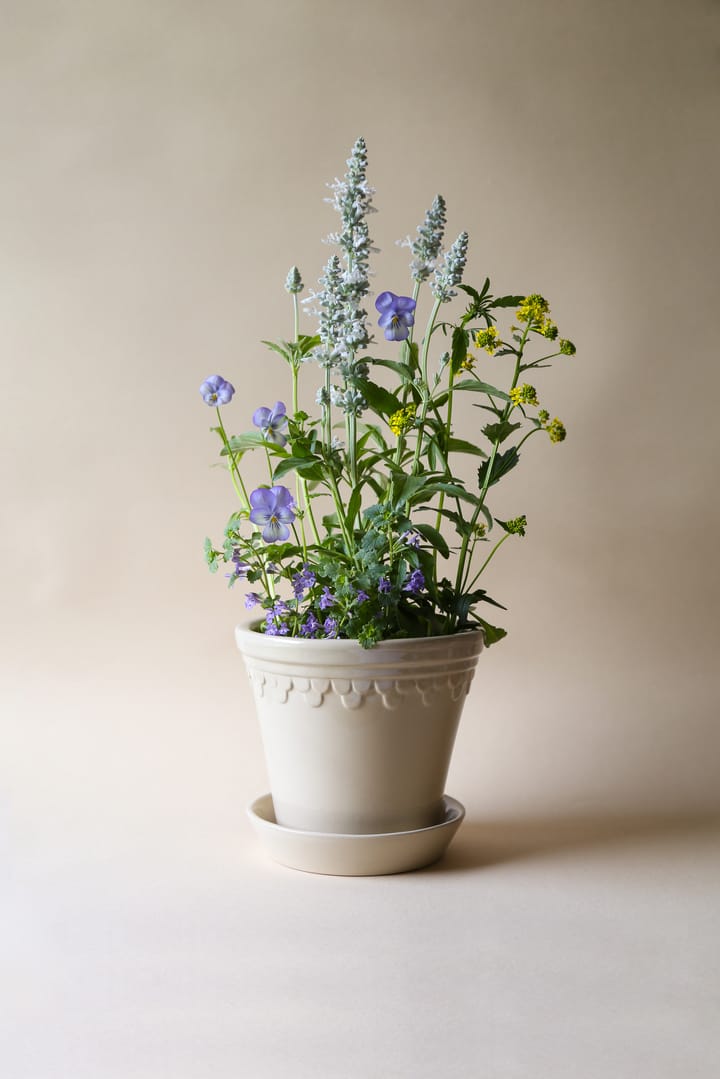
[200,375,235,406]
[318,586,335,610]
[375,292,417,342]
[403,569,425,594]
[252,401,288,446]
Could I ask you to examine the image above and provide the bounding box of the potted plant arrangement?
[201,138,577,875]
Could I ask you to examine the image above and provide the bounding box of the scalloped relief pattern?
[246,668,476,711]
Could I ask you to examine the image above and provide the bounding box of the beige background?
[1,2,719,1076]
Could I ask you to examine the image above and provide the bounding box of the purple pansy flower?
[252,401,288,446]
[200,375,235,406]
[403,569,426,594]
[375,292,417,342]
[249,485,296,544]
[377,577,391,594]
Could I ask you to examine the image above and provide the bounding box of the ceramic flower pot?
[236,623,484,836]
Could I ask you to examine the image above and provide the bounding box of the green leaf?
[221,431,267,457]
[272,455,325,482]
[477,447,520,489]
[261,339,292,362]
[482,420,522,445]
[477,618,508,646]
[367,358,415,385]
[451,379,510,401]
[447,437,488,458]
[393,473,432,509]
[412,523,450,559]
[362,380,402,417]
[450,327,470,375]
[491,295,524,309]
[418,482,483,507]
[346,484,363,531]
[297,333,320,357]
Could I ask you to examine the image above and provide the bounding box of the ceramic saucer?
[247,793,465,876]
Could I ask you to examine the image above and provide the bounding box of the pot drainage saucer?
[247,794,465,876]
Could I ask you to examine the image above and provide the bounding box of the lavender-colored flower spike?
[431,231,469,302]
[200,375,235,406]
[249,485,296,544]
[252,401,288,446]
[410,195,446,282]
[375,292,417,342]
[285,266,303,294]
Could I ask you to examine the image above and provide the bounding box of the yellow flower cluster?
[474,326,502,354]
[537,409,566,441]
[516,294,549,326]
[546,418,566,443]
[388,405,417,436]
[460,352,476,371]
[509,383,539,408]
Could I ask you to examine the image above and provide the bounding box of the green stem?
[465,533,511,591]
[411,296,443,476]
[215,409,250,509]
[453,324,531,615]
[432,364,455,581]
[326,468,354,557]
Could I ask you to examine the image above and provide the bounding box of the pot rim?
[236,618,483,650]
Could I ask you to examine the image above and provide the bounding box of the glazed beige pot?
[236,623,484,835]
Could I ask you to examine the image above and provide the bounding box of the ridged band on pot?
[236,623,484,836]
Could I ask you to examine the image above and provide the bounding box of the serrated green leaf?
[482,420,522,445]
[477,447,520,490]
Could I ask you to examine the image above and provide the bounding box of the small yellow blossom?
[509,383,539,408]
[517,294,550,326]
[461,352,476,371]
[546,418,566,443]
[388,405,417,436]
[539,319,558,340]
[474,326,502,354]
